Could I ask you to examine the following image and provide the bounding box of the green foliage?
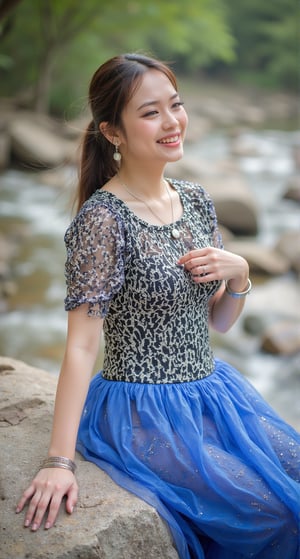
[226,0,299,90]
[0,0,297,115]
[0,0,234,114]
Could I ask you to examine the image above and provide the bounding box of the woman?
[16,53,300,559]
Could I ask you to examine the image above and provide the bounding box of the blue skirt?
[77,359,300,559]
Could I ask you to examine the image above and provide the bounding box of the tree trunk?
[33,48,55,114]
[0,0,23,21]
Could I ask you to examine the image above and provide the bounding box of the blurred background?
[0,0,299,428]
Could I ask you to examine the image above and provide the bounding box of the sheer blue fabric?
[77,361,300,559]
[65,180,300,558]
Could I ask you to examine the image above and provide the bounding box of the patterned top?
[64,179,223,384]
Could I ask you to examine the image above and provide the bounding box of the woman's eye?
[142,101,184,117]
[172,101,184,109]
[143,110,158,117]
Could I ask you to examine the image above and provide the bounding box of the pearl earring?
[113,144,121,162]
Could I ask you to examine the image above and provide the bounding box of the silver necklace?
[118,176,181,239]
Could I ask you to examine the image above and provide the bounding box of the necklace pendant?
[171,228,180,239]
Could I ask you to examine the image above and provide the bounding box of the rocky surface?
[9,115,76,169]
[0,357,179,559]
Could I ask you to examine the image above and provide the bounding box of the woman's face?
[118,69,188,167]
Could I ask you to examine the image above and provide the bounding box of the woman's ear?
[99,122,112,142]
[99,122,120,146]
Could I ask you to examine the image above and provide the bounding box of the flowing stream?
[0,128,299,427]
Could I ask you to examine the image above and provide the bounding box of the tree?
[0,0,22,22]
[0,0,234,114]
[226,0,299,90]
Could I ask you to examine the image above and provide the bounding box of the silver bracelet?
[225,278,252,298]
[40,456,77,474]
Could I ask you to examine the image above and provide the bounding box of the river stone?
[261,320,300,355]
[9,114,76,168]
[224,240,290,275]
[0,131,10,169]
[0,356,179,559]
[275,230,300,274]
[167,161,258,235]
[230,134,260,157]
[283,175,300,203]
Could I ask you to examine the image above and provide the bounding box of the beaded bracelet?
[40,456,77,474]
[225,278,252,298]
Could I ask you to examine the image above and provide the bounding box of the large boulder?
[0,357,178,559]
[167,159,258,236]
[0,131,10,169]
[224,240,291,276]
[282,175,300,203]
[275,230,300,275]
[261,319,300,355]
[9,113,77,168]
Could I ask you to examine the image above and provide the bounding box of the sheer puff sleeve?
[64,201,126,317]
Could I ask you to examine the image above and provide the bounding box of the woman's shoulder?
[71,189,123,225]
[65,189,125,242]
[81,188,122,216]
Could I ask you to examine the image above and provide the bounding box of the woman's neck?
[117,163,166,200]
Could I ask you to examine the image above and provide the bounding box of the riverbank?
[0,78,299,171]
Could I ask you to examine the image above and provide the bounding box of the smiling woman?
[16,53,300,559]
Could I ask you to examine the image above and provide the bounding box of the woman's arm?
[16,305,103,531]
[177,246,250,333]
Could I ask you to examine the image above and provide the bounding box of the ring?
[201,265,206,275]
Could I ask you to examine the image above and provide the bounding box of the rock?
[230,134,260,157]
[264,93,298,124]
[292,142,300,170]
[9,114,77,169]
[240,106,265,127]
[244,276,300,322]
[184,114,212,144]
[0,234,19,309]
[0,357,179,559]
[35,166,78,190]
[243,313,278,336]
[167,159,258,236]
[282,174,300,203]
[200,97,238,127]
[261,320,300,355]
[225,240,290,275]
[275,230,300,275]
[203,175,258,235]
[0,131,10,169]
[0,233,18,268]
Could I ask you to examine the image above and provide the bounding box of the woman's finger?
[31,479,67,531]
[44,482,76,530]
[177,247,207,266]
[65,480,79,515]
[16,483,36,514]
[23,488,43,528]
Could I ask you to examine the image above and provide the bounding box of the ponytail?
[76,120,118,213]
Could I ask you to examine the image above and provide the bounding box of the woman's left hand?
[177,246,249,287]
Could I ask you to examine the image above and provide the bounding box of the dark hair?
[76,53,178,211]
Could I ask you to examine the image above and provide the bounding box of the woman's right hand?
[16,468,78,531]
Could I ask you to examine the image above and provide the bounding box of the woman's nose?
[162,110,178,128]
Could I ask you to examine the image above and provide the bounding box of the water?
[0,172,71,373]
[190,128,300,241]
[0,129,299,427]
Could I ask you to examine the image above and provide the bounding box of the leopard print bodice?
[64,179,223,384]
